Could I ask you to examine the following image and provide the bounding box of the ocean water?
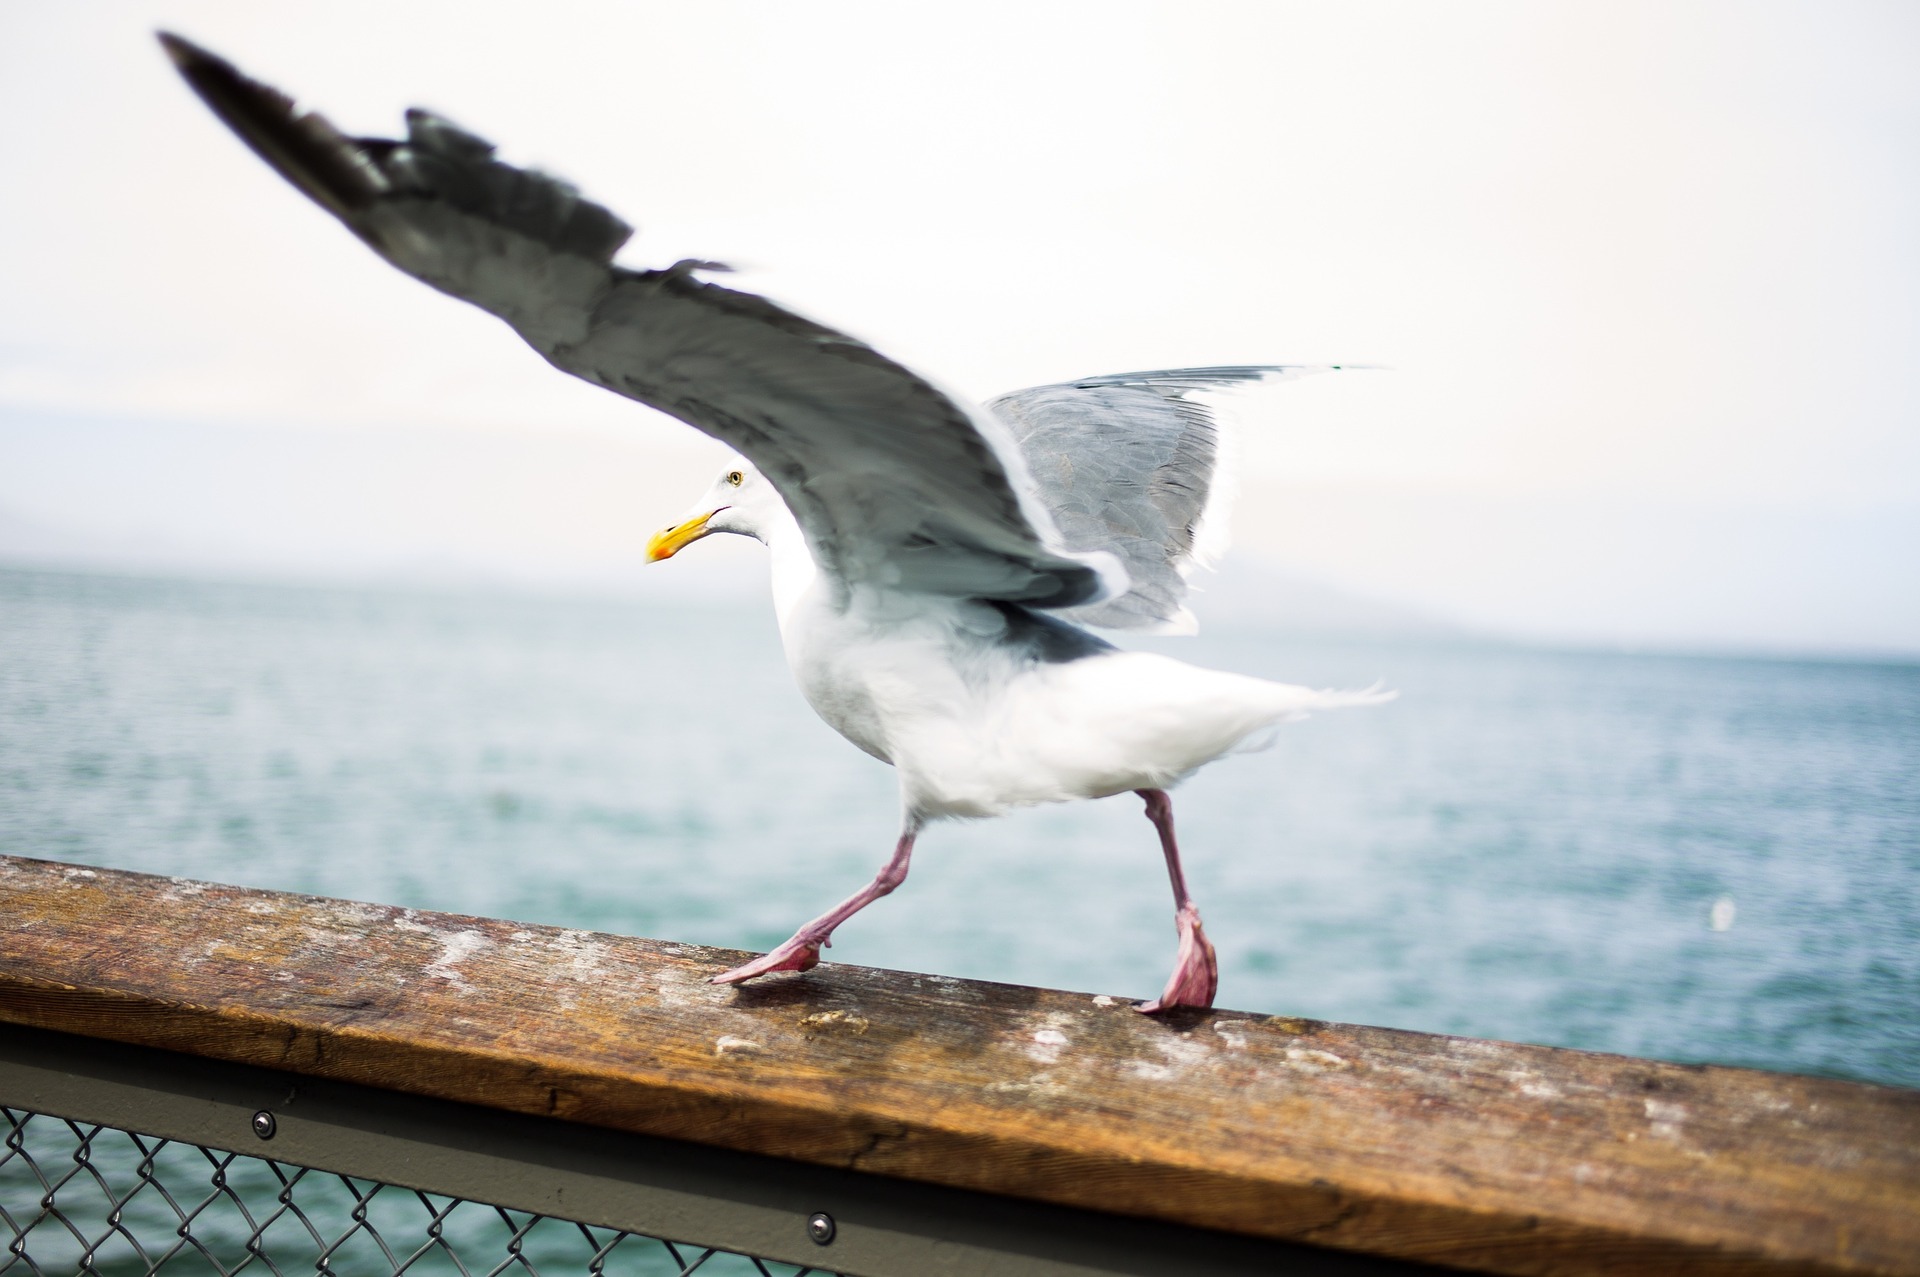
[2,565,1915,1088]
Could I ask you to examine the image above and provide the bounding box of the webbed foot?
[1136,902,1218,1014]
[710,936,823,985]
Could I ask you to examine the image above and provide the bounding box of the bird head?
[647,458,783,560]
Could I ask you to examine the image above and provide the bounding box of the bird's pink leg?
[1134,788,1219,1014]
[711,824,920,985]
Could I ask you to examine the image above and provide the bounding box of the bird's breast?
[779,593,915,766]
[778,592,1013,772]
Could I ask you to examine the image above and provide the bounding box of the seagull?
[162,33,1391,1012]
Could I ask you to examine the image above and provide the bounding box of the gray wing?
[160,34,1116,610]
[988,367,1337,632]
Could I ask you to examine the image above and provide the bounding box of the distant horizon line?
[5,554,1916,672]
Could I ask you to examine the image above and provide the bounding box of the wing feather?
[989,367,1340,631]
[160,33,1118,609]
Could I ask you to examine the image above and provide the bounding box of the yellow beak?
[647,510,718,562]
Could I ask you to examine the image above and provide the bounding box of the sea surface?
[2,564,1916,1088]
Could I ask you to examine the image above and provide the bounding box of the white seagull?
[163,34,1391,1012]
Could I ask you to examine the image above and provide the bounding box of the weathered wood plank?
[1,855,1914,1276]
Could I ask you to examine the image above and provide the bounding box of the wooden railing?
[1,853,1915,1276]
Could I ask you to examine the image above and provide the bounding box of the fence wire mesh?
[2,1108,840,1277]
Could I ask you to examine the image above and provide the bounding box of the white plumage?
[699,465,1383,820]
[163,33,1391,1011]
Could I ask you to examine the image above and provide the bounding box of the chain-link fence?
[1,1108,839,1277]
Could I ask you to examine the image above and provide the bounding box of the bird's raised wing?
[989,366,1338,632]
[160,33,1119,610]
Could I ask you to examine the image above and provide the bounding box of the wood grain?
[1,855,1914,1276]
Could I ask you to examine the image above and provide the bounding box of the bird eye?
[726,471,744,486]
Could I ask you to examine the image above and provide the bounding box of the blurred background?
[1,2,1915,1085]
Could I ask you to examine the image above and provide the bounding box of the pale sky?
[2,2,1916,653]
